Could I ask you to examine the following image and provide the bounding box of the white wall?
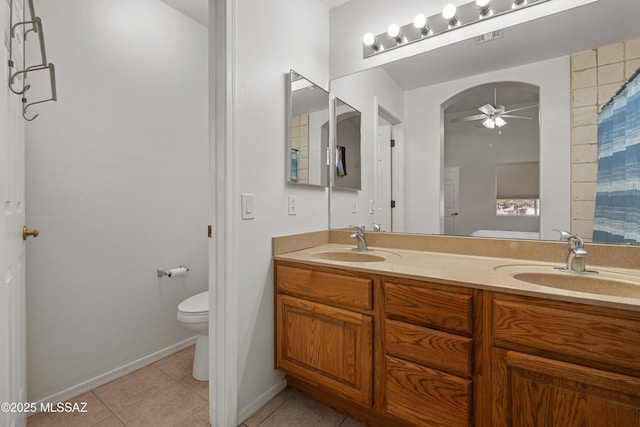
[404,56,571,239]
[25,0,208,402]
[233,0,330,418]
[330,66,404,230]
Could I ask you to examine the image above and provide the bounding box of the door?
[444,167,459,234]
[276,294,373,406]
[377,122,392,231]
[492,348,640,426]
[1,1,29,425]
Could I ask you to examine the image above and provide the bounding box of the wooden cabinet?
[275,263,374,407]
[274,260,640,427]
[489,293,640,426]
[382,277,475,427]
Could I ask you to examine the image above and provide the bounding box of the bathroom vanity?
[273,232,640,426]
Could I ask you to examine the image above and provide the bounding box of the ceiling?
[321,0,350,9]
[159,0,348,27]
[159,0,208,27]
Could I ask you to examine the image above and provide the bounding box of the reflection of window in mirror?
[495,162,540,216]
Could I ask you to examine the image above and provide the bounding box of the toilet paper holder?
[157,264,190,278]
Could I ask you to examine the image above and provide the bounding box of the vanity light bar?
[362,0,549,58]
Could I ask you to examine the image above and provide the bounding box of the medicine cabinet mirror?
[287,70,329,187]
[333,98,362,191]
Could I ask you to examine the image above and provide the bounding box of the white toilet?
[177,291,209,381]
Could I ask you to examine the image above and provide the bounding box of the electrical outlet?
[369,200,375,214]
[288,195,297,215]
[352,199,358,213]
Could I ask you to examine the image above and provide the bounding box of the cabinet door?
[492,348,640,426]
[276,294,373,406]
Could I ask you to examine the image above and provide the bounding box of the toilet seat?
[178,291,208,314]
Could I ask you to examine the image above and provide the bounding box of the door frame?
[374,99,404,233]
[210,0,238,425]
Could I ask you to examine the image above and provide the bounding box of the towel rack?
[7,0,57,120]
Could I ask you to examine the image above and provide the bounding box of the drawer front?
[384,280,473,335]
[385,356,471,427]
[276,264,373,311]
[385,319,472,378]
[493,297,640,373]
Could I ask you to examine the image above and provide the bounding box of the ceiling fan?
[451,88,538,129]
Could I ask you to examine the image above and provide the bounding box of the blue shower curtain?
[593,72,640,244]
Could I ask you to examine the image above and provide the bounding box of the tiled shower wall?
[291,114,310,184]
[570,37,640,241]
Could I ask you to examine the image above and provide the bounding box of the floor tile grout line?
[254,390,296,427]
[85,390,121,427]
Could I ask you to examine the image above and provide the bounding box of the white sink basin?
[495,264,640,298]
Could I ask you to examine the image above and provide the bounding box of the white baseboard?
[236,378,288,424]
[31,336,197,409]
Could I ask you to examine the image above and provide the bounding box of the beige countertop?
[274,242,640,312]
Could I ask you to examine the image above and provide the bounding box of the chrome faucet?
[350,225,370,252]
[553,229,597,274]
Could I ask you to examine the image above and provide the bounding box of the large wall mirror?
[328,0,639,244]
[287,70,329,187]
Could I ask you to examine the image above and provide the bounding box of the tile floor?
[26,345,367,427]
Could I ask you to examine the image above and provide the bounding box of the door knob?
[451,212,459,216]
[23,226,40,240]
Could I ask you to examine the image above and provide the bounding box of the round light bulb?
[413,14,427,29]
[363,33,375,46]
[476,0,490,7]
[442,4,457,19]
[387,23,400,38]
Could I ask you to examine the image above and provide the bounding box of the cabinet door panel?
[277,294,373,406]
[385,356,471,427]
[492,348,640,427]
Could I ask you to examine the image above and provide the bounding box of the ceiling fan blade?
[500,115,533,120]
[502,104,539,115]
[478,104,497,115]
[451,114,487,123]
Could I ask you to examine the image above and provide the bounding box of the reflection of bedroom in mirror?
[443,82,540,239]
[287,70,329,187]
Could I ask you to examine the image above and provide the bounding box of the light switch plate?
[241,194,255,220]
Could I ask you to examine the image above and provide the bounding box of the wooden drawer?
[276,263,373,311]
[385,356,471,427]
[385,319,472,378]
[384,278,473,335]
[492,295,640,374]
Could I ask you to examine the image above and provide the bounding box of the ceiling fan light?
[482,118,496,129]
[495,116,507,127]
